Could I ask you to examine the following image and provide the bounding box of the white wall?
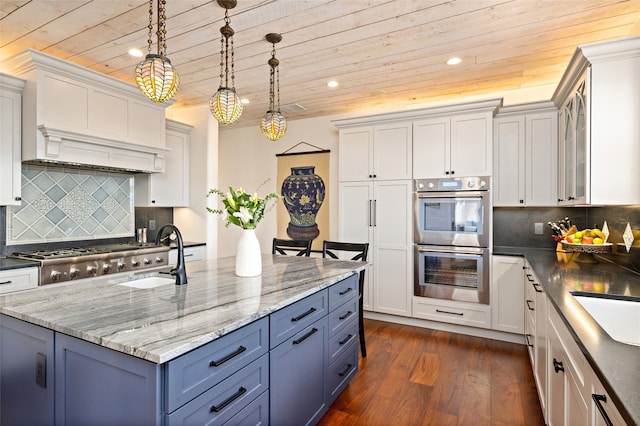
[166,104,219,259]
[216,115,341,257]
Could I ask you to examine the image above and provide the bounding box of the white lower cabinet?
[0,267,39,294]
[491,255,524,333]
[338,180,412,317]
[169,245,205,265]
[526,284,628,426]
[412,297,492,328]
[524,261,548,421]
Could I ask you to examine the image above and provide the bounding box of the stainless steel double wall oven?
[413,176,491,304]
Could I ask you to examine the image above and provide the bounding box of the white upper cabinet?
[553,35,640,205]
[412,100,501,179]
[338,122,412,181]
[135,119,191,207]
[0,73,25,206]
[494,102,558,207]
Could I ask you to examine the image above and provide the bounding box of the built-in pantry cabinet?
[493,102,558,207]
[135,119,192,207]
[553,35,640,205]
[0,73,25,206]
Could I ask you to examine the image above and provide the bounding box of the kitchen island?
[494,247,640,425]
[0,254,366,425]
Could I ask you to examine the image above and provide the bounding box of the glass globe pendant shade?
[135,54,179,103]
[210,87,243,125]
[260,110,287,141]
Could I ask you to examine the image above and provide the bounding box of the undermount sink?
[111,274,175,289]
[571,293,640,346]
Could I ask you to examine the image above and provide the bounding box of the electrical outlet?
[149,219,156,231]
[534,222,543,235]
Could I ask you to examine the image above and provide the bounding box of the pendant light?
[210,0,243,125]
[135,0,179,103]
[260,33,287,141]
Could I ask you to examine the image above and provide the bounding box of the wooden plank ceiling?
[1,0,639,128]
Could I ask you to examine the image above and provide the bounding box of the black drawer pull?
[526,273,534,282]
[532,283,543,293]
[592,394,613,426]
[436,309,463,316]
[210,386,246,413]
[338,364,353,377]
[525,334,533,347]
[553,358,564,373]
[339,287,354,296]
[293,328,318,345]
[291,307,317,322]
[339,334,353,345]
[209,346,246,367]
[184,253,194,257]
[526,300,535,311]
[339,311,354,320]
[0,280,12,285]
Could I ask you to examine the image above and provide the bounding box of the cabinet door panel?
[373,181,412,316]
[373,122,412,180]
[0,315,54,425]
[451,113,492,177]
[338,128,372,181]
[413,118,449,178]
[493,117,525,206]
[270,317,328,426]
[526,113,558,206]
[491,255,524,333]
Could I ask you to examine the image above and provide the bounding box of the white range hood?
[2,49,171,173]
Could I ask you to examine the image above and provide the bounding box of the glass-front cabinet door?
[558,71,589,205]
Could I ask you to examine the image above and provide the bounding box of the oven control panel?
[415,176,490,192]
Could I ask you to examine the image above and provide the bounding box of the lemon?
[593,237,604,245]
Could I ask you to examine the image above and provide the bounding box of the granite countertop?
[494,246,640,425]
[0,257,40,271]
[0,255,366,364]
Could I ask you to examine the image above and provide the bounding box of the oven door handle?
[415,247,486,257]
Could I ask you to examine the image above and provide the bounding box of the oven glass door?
[414,246,489,304]
[415,192,489,247]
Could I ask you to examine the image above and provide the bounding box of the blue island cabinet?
[0,272,360,426]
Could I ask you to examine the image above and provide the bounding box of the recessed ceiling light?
[327,81,339,88]
[447,57,462,66]
[241,98,250,104]
[128,48,144,58]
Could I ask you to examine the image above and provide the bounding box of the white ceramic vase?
[235,229,262,277]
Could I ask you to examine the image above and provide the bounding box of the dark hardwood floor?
[318,319,545,425]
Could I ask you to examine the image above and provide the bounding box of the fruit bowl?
[560,242,612,263]
[561,242,613,254]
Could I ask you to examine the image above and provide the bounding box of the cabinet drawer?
[223,390,269,426]
[328,317,358,365]
[327,340,358,404]
[328,274,358,311]
[164,317,268,413]
[328,297,358,338]
[0,267,38,294]
[166,354,269,425]
[412,298,491,329]
[270,290,327,349]
[169,245,205,264]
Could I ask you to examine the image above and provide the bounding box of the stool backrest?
[322,241,369,262]
[272,238,312,256]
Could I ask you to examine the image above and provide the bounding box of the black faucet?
[155,224,187,285]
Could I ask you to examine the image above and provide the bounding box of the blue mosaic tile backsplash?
[6,165,134,245]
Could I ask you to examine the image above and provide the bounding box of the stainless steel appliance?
[413,176,491,304]
[414,176,490,247]
[10,243,170,285]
